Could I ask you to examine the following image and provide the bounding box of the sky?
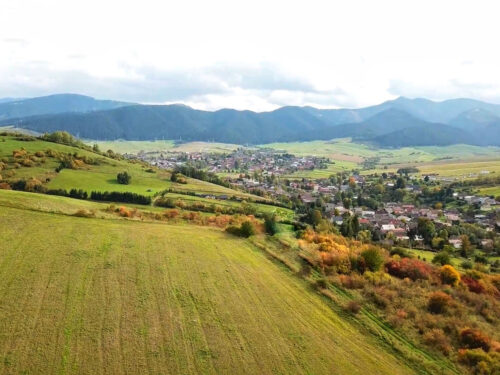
[1,0,500,111]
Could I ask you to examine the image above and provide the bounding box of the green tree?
[264,214,278,235]
[240,221,255,237]
[117,171,131,185]
[361,247,384,272]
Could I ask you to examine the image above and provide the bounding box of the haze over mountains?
[1,94,499,147]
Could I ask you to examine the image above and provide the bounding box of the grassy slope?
[0,135,260,200]
[0,202,415,375]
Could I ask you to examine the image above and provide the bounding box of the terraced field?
[0,202,416,375]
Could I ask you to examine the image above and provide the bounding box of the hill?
[0,132,270,204]
[370,122,473,147]
[0,93,132,121]
[0,192,419,374]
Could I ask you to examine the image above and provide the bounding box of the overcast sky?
[1,0,500,111]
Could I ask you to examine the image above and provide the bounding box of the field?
[0,135,261,200]
[87,138,500,180]
[0,196,417,375]
[91,140,240,154]
[478,186,500,197]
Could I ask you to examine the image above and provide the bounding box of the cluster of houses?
[131,148,328,176]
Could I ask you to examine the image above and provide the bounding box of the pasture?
[0,204,415,375]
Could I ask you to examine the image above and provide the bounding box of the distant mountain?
[317,109,432,140]
[0,97,26,104]
[370,123,474,147]
[2,94,500,146]
[0,94,132,121]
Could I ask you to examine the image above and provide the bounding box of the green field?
[0,199,416,374]
[0,135,261,200]
[91,140,240,154]
[478,186,500,197]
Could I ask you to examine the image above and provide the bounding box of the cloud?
[0,60,347,109]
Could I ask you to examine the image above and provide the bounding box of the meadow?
[0,201,417,375]
[0,134,261,200]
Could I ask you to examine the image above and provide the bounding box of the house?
[449,237,463,249]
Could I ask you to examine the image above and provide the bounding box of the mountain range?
[0,94,499,146]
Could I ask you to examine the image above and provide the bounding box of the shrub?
[345,301,361,314]
[117,171,131,185]
[461,260,474,270]
[432,251,452,266]
[0,182,11,190]
[423,328,451,355]
[428,291,452,314]
[118,206,132,218]
[386,258,433,281]
[462,276,486,294]
[264,213,278,235]
[240,221,255,237]
[460,328,491,352]
[364,271,392,286]
[440,265,461,286]
[73,209,95,218]
[390,247,414,258]
[361,247,384,272]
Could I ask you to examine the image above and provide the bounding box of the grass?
[478,186,500,197]
[0,202,416,374]
[0,135,262,200]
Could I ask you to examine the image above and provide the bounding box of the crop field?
[0,204,416,375]
[282,161,358,179]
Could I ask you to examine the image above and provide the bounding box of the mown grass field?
[0,201,416,375]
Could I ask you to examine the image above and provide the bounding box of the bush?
[440,265,461,286]
[432,251,452,266]
[428,291,452,314]
[117,171,131,185]
[386,258,433,281]
[345,301,361,314]
[423,328,451,355]
[240,221,255,237]
[225,221,256,238]
[264,213,278,235]
[390,247,414,258]
[460,328,491,352]
[462,276,486,294]
[73,209,95,218]
[361,247,384,272]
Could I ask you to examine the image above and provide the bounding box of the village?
[130,147,500,253]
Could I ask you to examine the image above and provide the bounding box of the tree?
[417,217,435,244]
[342,197,351,209]
[264,214,278,235]
[117,171,131,185]
[432,251,451,266]
[240,221,255,237]
[440,265,460,286]
[361,247,384,272]
[395,177,406,189]
[357,230,372,243]
[460,235,472,257]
